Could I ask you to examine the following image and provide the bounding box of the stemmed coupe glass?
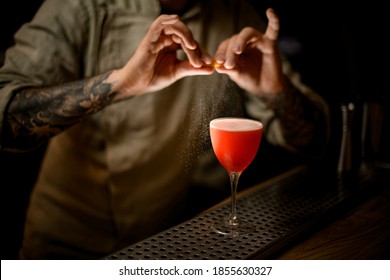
[209,117,263,237]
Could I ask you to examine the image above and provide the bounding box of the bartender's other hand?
[213,8,285,97]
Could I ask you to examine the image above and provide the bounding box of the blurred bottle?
[337,102,361,174]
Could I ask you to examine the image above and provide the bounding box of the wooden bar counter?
[273,180,390,259]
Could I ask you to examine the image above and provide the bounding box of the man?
[0,0,329,259]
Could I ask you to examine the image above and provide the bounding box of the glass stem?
[229,172,241,226]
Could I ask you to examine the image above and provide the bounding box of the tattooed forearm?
[3,71,116,151]
[260,77,327,156]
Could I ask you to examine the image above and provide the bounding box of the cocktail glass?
[209,117,263,237]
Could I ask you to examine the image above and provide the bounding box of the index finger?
[162,20,197,50]
[149,14,180,43]
[264,8,280,41]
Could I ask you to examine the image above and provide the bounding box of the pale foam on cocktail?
[210,118,263,131]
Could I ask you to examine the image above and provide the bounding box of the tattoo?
[3,71,115,151]
[260,77,326,154]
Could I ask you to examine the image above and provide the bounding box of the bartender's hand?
[111,14,214,99]
[213,8,285,99]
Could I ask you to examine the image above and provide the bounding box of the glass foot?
[210,217,255,237]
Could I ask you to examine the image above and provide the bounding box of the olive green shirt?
[0,0,329,259]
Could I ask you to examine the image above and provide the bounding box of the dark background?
[1,0,389,259]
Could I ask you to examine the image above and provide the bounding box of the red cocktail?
[210,117,263,236]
